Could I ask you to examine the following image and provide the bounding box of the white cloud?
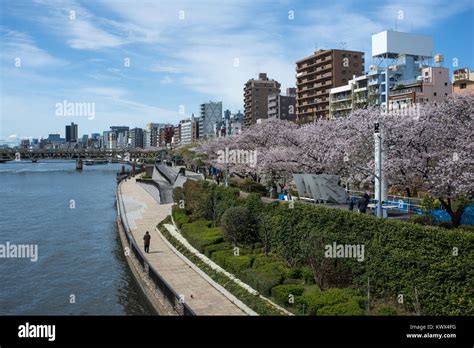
[0,28,66,68]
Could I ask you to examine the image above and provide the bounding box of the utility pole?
[374,122,384,218]
[225,160,228,187]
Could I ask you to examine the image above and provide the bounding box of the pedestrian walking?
[348,197,355,211]
[143,231,151,253]
[357,193,370,214]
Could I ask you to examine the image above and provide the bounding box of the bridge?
[0,148,169,163]
[0,148,172,171]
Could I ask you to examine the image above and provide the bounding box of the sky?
[0,0,473,144]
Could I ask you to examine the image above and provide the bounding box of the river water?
[0,160,154,315]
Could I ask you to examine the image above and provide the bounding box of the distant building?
[199,101,222,138]
[244,73,280,127]
[452,68,474,95]
[47,134,61,142]
[65,122,78,142]
[330,74,370,118]
[159,125,174,147]
[268,88,296,121]
[388,66,451,108]
[129,128,144,148]
[173,124,181,147]
[296,49,364,122]
[180,116,200,145]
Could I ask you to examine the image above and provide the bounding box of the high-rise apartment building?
[268,88,297,121]
[180,116,200,145]
[199,101,222,139]
[129,128,144,148]
[244,73,280,127]
[159,125,174,147]
[65,122,78,142]
[296,49,364,122]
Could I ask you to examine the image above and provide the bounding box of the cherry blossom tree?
[195,95,473,226]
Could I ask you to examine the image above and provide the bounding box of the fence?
[117,184,196,316]
[347,190,424,216]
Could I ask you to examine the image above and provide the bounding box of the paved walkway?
[118,177,246,315]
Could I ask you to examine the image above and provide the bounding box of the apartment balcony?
[368,78,381,86]
[317,64,333,72]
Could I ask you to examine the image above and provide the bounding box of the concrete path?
[118,178,246,315]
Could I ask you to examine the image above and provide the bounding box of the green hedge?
[271,284,305,305]
[203,242,232,257]
[172,206,190,229]
[267,203,474,315]
[180,221,224,253]
[211,250,253,274]
[295,288,365,316]
[317,300,365,316]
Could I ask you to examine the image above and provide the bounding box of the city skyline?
[1,0,473,143]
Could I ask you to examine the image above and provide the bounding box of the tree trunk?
[439,198,464,227]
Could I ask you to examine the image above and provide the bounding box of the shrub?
[374,305,398,316]
[180,221,223,253]
[296,288,364,316]
[172,187,184,204]
[271,284,305,305]
[203,242,232,257]
[221,206,258,245]
[241,267,283,295]
[172,206,190,229]
[210,250,253,274]
[239,178,268,195]
[301,266,315,284]
[458,224,474,232]
[317,300,365,316]
[283,278,304,285]
[407,214,430,226]
[437,220,454,229]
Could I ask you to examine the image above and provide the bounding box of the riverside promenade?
[118,177,246,315]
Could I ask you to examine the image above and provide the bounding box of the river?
[0,160,154,315]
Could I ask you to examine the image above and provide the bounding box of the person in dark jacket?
[348,197,355,211]
[143,231,151,253]
[358,193,370,213]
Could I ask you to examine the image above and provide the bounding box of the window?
[342,70,346,74]
[425,71,429,76]
[444,82,448,86]
[434,92,437,96]
[461,83,467,89]
[445,93,448,97]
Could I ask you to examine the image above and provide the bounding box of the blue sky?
[0,0,473,143]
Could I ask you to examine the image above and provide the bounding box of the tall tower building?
[199,101,222,139]
[65,122,78,142]
[244,73,280,127]
[296,49,364,123]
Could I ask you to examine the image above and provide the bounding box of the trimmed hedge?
[180,221,223,253]
[295,288,365,316]
[271,284,305,305]
[172,206,190,229]
[317,300,365,316]
[267,203,474,315]
[211,250,253,274]
[203,242,232,257]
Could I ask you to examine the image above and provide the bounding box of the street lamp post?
[374,122,383,218]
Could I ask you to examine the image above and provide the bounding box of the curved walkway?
[118,177,246,315]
